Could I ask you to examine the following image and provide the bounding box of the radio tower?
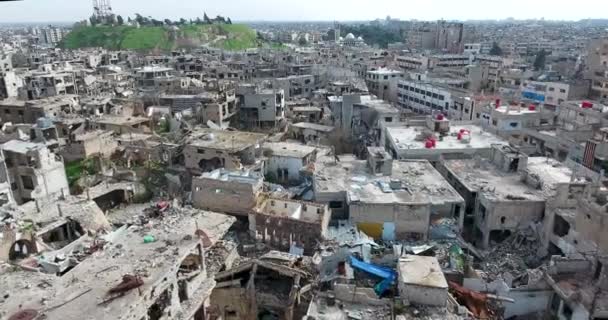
[92,0,113,21]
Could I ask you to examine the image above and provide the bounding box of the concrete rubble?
[2,13,608,320]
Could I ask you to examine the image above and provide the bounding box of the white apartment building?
[396,54,472,71]
[521,80,589,108]
[397,80,452,114]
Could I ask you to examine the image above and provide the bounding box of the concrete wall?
[184,145,245,172]
[398,283,447,307]
[192,177,261,217]
[350,203,431,239]
[264,155,304,185]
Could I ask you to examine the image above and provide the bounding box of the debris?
[143,235,156,243]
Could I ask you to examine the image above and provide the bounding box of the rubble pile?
[479,227,543,282]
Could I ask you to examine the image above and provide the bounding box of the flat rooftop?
[199,168,263,185]
[291,122,334,132]
[265,142,318,158]
[398,255,448,289]
[187,129,267,152]
[314,155,463,206]
[443,156,577,201]
[494,105,539,115]
[386,124,505,152]
[91,115,149,126]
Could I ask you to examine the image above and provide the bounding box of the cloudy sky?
[0,0,605,23]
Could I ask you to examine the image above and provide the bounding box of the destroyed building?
[313,148,465,240]
[249,198,330,254]
[210,258,310,320]
[438,144,586,248]
[1,140,69,204]
[192,168,264,217]
[183,129,266,174]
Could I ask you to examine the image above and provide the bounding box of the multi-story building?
[365,68,404,103]
[1,140,69,205]
[397,80,453,114]
[521,80,589,108]
[21,71,77,100]
[236,84,285,128]
[435,21,464,53]
[587,38,608,101]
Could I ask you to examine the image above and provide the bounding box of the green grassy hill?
[61,24,261,51]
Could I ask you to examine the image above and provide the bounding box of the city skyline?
[0,0,607,23]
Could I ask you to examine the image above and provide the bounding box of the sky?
[0,0,606,23]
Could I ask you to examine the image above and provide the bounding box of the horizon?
[0,0,607,24]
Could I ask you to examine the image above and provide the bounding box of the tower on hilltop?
[92,0,113,21]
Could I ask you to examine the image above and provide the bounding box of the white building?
[397,80,453,114]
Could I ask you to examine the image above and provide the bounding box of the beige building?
[183,129,266,174]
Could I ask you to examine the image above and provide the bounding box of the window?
[549,87,555,92]
[492,120,498,126]
[4,109,10,114]
[385,117,393,122]
[438,95,445,101]
[509,122,519,128]
[197,149,205,154]
[560,89,566,93]
[21,176,35,190]
[476,113,480,119]
[383,76,388,80]
[383,85,388,90]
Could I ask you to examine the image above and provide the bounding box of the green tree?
[227,17,232,24]
[489,42,503,56]
[164,19,173,26]
[89,15,98,26]
[298,36,307,46]
[179,18,187,25]
[534,49,547,71]
[203,12,211,24]
[116,15,124,25]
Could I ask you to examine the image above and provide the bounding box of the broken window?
[21,175,35,190]
[148,286,173,320]
[553,215,570,237]
[329,201,343,209]
[9,239,34,260]
[595,261,603,280]
[40,220,84,250]
[562,303,573,319]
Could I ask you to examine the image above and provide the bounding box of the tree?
[489,42,503,56]
[89,15,98,27]
[128,16,132,23]
[534,49,547,71]
[203,12,211,24]
[116,15,124,25]
[227,17,232,25]
[164,19,173,26]
[298,36,308,46]
[179,18,187,25]
[135,13,144,25]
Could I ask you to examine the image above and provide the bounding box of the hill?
[61,24,261,51]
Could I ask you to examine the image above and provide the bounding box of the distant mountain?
[60,24,262,51]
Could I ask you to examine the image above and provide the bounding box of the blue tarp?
[349,256,397,296]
